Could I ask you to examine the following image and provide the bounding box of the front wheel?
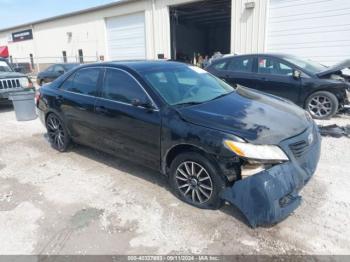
[306,91,339,119]
[169,152,225,209]
[46,113,71,152]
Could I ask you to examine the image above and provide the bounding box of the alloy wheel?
[308,95,332,118]
[175,161,213,204]
[46,115,66,151]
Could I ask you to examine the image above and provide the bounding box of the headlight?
[224,140,289,162]
[19,77,32,88]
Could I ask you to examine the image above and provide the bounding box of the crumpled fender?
[222,126,321,228]
[222,163,302,228]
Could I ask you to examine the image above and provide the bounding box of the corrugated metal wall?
[231,0,269,54]
[0,0,269,62]
[267,0,350,65]
[151,0,269,58]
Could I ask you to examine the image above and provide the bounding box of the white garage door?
[267,0,350,66]
[106,12,146,60]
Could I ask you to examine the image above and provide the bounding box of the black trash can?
[9,91,37,121]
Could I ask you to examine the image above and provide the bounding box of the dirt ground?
[0,104,349,255]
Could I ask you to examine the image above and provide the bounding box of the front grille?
[289,140,308,158]
[0,79,21,90]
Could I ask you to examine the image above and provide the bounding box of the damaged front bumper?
[222,125,321,228]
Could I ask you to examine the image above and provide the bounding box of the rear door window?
[226,56,254,73]
[61,68,100,96]
[258,57,293,76]
[101,68,148,104]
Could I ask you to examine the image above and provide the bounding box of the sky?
[0,0,120,30]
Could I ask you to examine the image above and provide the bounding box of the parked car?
[36,61,321,227]
[206,54,350,119]
[37,63,79,86]
[0,58,34,103]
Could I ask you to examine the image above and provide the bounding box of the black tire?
[46,113,71,152]
[169,152,225,210]
[305,91,339,119]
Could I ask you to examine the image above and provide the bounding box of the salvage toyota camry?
[36,61,321,227]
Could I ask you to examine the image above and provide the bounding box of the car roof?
[56,63,79,66]
[82,60,187,72]
[216,53,292,60]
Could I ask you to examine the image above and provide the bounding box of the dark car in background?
[37,63,79,86]
[206,54,350,119]
[36,61,321,227]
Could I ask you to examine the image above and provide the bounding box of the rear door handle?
[95,106,108,114]
[260,77,268,81]
[55,95,64,103]
[77,106,87,111]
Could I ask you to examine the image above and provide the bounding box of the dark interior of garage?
[170,0,231,66]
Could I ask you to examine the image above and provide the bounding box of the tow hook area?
[221,162,306,228]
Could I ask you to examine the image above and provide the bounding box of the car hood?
[317,59,350,77]
[0,71,26,79]
[177,87,311,144]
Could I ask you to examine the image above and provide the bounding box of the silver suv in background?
[0,58,34,103]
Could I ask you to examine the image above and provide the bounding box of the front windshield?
[0,60,13,72]
[283,56,326,74]
[142,65,234,106]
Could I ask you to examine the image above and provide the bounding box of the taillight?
[35,89,41,105]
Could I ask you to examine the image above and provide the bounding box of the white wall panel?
[106,12,146,60]
[267,0,350,65]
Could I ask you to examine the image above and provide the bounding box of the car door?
[94,67,161,169]
[57,67,102,146]
[221,56,256,88]
[255,56,302,103]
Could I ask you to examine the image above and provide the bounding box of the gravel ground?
[0,104,349,255]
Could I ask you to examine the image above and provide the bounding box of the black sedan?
[36,61,321,227]
[206,54,350,119]
[37,63,79,86]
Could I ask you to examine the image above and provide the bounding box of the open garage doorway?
[170,0,231,66]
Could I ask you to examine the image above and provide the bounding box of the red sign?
[0,46,9,58]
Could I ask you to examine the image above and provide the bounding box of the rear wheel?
[46,113,70,152]
[169,152,225,209]
[306,91,338,119]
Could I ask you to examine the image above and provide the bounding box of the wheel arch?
[303,89,340,108]
[44,110,72,137]
[162,143,226,181]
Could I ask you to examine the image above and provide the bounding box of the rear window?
[61,68,100,96]
[213,61,227,70]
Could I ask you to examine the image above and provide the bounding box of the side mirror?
[58,70,64,75]
[13,67,22,73]
[293,69,301,79]
[131,99,155,110]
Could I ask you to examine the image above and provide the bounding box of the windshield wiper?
[174,101,203,107]
[209,91,233,102]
